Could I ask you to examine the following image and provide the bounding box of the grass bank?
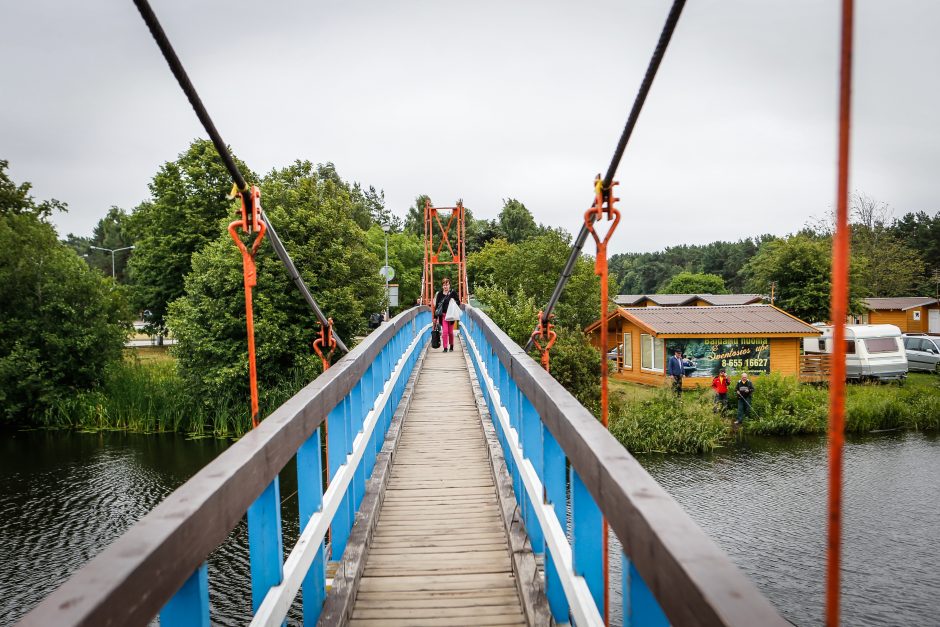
[608,373,940,454]
[37,348,305,439]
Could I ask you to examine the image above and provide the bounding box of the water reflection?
[2,430,938,626]
[0,431,307,626]
[627,432,940,626]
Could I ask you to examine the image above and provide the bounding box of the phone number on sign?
[721,358,768,368]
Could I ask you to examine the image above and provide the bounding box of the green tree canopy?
[126,139,255,330]
[743,234,865,323]
[891,210,940,283]
[365,225,424,312]
[658,271,727,294]
[403,194,430,238]
[498,198,538,244]
[474,283,600,409]
[464,212,503,253]
[167,160,383,423]
[0,162,131,423]
[468,230,599,331]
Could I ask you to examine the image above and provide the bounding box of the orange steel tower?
[420,199,469,306]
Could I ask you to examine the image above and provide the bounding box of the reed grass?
[38,355,315,439]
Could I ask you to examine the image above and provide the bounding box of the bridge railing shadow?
[19,306,433,627]
[461,304,789,627]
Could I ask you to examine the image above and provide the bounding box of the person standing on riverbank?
[735,372,755,424]
[667,349,684,396]
[712,368,730,412]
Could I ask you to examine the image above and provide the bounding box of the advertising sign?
[665,337,770,378]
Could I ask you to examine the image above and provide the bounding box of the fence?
[801,353,832,383]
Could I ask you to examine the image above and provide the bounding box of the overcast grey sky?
[2,0,938,253]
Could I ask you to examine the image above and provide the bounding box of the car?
[903,334,940,373]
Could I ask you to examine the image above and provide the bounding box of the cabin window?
[641,334,664,371]
[863,338,899,354]
[622,333,633,368]
[845,340,856,355]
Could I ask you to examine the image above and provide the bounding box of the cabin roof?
[613,293,764,306]
[863,297,939,311]
[586,304,820,336]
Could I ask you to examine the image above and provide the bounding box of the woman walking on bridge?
[434,278,458,352]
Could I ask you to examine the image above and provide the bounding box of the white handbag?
[445,299,462,322]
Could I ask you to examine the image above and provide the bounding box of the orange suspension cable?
[827,1,853,625]
[584,174,620,625]
[530,310,557,372]
[228,185,267,429]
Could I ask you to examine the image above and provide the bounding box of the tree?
[498,198,538,244]
[126,139,255,332]
[74,206,135,283]
[365,225,423,312]
[658,271,727,294]
[464,209,503,254]
[167,161,383,424]
[0,162,131,423]
[891,210,940,281]
[468,231,599,332]
[403,194,430,238]
[743,234,865,323]
[473,283,600,409]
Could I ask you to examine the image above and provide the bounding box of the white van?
[803,324,908,381]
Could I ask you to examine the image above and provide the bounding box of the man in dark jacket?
[667,349,684,396]
[735,372,755,424]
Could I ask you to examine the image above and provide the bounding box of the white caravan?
[803,324,908,381]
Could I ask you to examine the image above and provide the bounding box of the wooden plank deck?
[349,340,527,626]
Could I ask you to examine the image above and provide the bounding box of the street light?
[89,245,135,278]
[381,223,390,320]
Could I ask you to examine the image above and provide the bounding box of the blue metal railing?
[19,307,431,627]
[460,304,787,626]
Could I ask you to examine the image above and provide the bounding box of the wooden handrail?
[17,306,430,627]
[464,305,788,626]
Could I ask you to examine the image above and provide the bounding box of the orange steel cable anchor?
[827,1,854,625]
[531,310,557,372]
[313,318,337,371]
[313,317,336,514]
[228,185,267,429]
[584,174,620,626]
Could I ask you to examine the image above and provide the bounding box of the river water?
[1,430,938,626]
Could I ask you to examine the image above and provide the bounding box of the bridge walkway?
[350,339,527,626]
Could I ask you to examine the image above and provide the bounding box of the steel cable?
[131,0,348,353]
[525,0,686,351]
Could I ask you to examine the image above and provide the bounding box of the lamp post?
[89,245,135,278]
[381,223,390,320]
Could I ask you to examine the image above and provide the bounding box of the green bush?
[609,387,728,454]
[744,373,827,435]
[544,329,601,410]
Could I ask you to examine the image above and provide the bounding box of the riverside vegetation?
[609,373,940,454]
[37,348,309,439]
[5,141,940,444]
